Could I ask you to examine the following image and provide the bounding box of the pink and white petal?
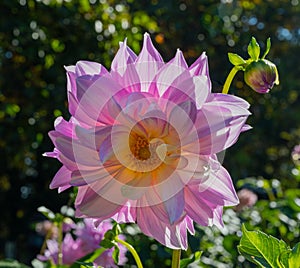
[162,189,185,224]
[43,148,59,159]
[75,60,108,77]
[184,185,215,226]
[189,52,211,91]
[54,116,75,138]
[67,92,98,125]
[50,166,72,189]
[154,50,190,96]
[75,75,124,124]
[111,40,139,90]
[201,166,239,206]
[58,185,71,193]
[56,137,100,168]
[75,125,112,150]
[70,168,110,186]
[111,39,137,73]
[184,100,250,155]
[136,196,188,249]
[168,101,197,138]
[212,206,224,228]
[185,216,195,235]
[121,172,152,200]
[75,181,126,219]
[112,201,137,223]
[76,75,101,101]
[207,93,250,110]
[135,33,164,92]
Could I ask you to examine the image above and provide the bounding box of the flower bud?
[244,59,279,93]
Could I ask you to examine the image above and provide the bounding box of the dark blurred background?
[0,0,299,265]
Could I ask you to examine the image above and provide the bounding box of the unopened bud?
[244,59,279,94]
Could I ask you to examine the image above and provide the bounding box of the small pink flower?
[234,189,258,211]
[45,33,250,249]
[38,219,127,266]
[292,144,300,165]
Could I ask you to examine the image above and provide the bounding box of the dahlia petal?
[75,60,108,77]
[200,166,239,206]
[121,172,152,200]
[168,101,196,137]
[154,50,190,96]
[99,128,131,165]
[111,43,141,93]
[185,216,195,235]
[55,136,100,168]
[75,125,112,150]
[189,52,211,91]
[135,33,164,92]
[74,75,123,123]
[50,166,72,189]
[136,196,188,249]
[172,49,188,69]
[75,182,126,219]
[66,68,76,95]
[76,75,100,101]
[163,189,185,224]
[162,76,209,109]
[154,172,185,224]
[70,168,108,186]
[177,153,210,184]
[58,185,71,193]
[212,206,224,228]
[54,116,74,138]
[183,95,250,154]
[112,201,137,223]
[184,185,214,226]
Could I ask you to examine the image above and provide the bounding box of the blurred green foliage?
[0,0,299,266]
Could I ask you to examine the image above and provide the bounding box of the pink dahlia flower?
[38,219,127,267]
[45,33,250,249]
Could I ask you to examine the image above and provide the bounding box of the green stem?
[115,236,143,268]
[171,249,181,268]
[222,66,240,94]
[57,221,63,266]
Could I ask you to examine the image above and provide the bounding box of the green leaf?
[237,225,289,268]
[112,222,121,236]
[112,246,120,264]
[180,251,202,268]
[228,53,247,66]
[100,238,115,249]
[262,38,271,59]
[288,242,300,266]
[247,37,260,61]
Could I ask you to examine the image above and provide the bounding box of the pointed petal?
[184,185,214,226]
[75,60,108,77]
[50,166,71,189]
[189,52,211,91]
[163,189,185,224]
[112,201,137,223]
[135,33,164,92]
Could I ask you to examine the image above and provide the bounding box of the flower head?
[45,33,250,249]
[244,59,279,93]
[292,144,300,166]
[38,219,127,267]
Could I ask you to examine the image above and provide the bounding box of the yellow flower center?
[132,136,151,160]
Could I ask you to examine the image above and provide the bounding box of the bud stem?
[115,236,143,268]
[222,66,240,94]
